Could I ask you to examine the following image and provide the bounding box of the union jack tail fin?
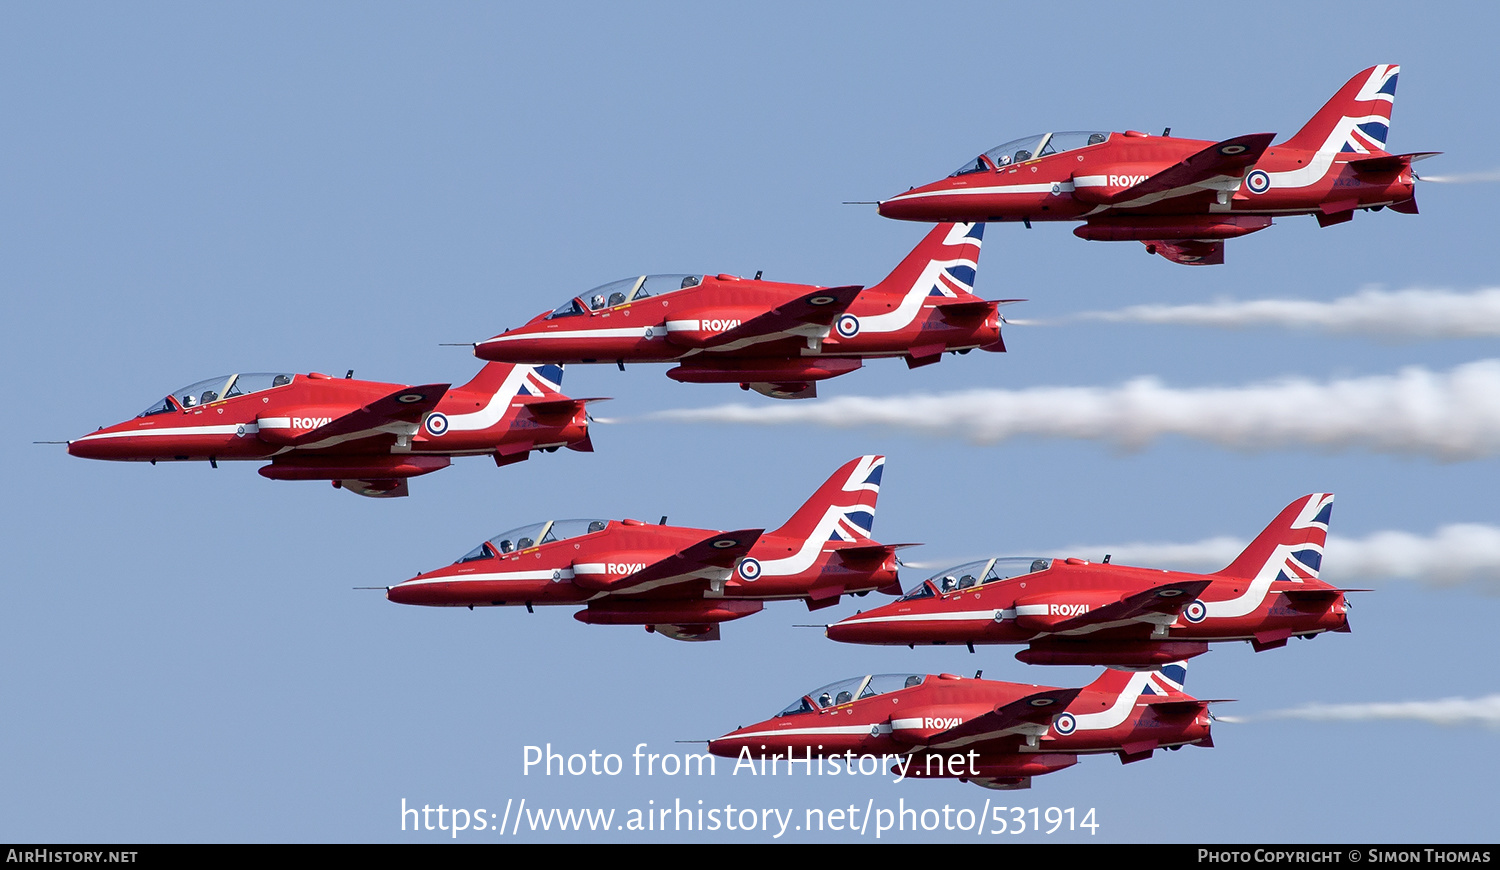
[1215,494,1333,581]
[455,362,565,398]
[769,455,884,544]
[1081,661,1191,697]
[1280,65,1399,155]
[864,223,984,300]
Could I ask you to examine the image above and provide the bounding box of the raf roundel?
[424,412,450,437]
[397,392,427,404]
[1183,599,1208,624]
[1246,169,1271,195]
[1052,713,1077,735]
[835,314,861,339]
[807,295,837,306]
[737,557,762,581]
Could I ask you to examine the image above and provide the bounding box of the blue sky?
[4,3,1497,842]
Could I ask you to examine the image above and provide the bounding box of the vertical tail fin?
[1081,661,1191,697]
[456,362,565,397]
[768,455,884,544]
[439,364,573,437]
[864,223,984,300]
[1280,65,1399,154]
[1216,494,1333,581]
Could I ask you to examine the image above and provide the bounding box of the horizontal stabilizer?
[1278,587,1362,602]
[830,542,920,567]
[929,688,1083,748]
[1139,698,1211,717]
[520,396,607,419]
[1049,579,1213,633]
[931,299,995,323]
[1349,151,1442,174]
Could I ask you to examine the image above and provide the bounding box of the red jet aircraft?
[826,494,1351,667]
[709,664,1213,790]
[67,363,593,498]
[386,455,903,640]
[472,223,1005,399]
[878,66,1436,265]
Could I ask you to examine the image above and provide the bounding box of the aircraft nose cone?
[876,191,937,222]
[472,338,503,361]
[386,581,419,605]
[66,435,106,460]
[707,730,754,759]
[823,619,860,643]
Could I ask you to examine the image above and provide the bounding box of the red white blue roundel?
[1246,170,1271,194]
[424,412,449,437]
[1052,712,1077,735]
[1183,598,1208,624]
[835,314,860,339]
[737,557,762,581]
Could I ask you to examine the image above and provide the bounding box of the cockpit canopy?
[548,274,706,319]
[777,674,926,717]
[140,372,294,416]
[456,518,610,563]
[951,131,1111,176]
[900,557,1054,600]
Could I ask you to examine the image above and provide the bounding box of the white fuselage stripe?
[836,609,999,626]
[73,424,248,441]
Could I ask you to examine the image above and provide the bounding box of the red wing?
[601,529,764,594]
[928,688,1083,748]
[1048,579,1213,633]
[287,383,450,446]
[1105,133,1275,204]
[698,285,862,348]
[1145,240,1224,266]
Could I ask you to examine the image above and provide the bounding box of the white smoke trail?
[1219,695,1500,728]
[1418,169,1500,183]
[653,360,1500,460]
[1053,525,1500,594]
[1070,288,1500,339]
